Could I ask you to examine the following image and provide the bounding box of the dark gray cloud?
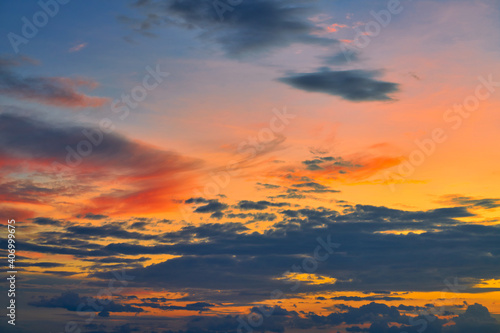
[256,182,281,189]
[29,291,144,313]
[23,262,65,268]
[270,188,306,200]
[448,303,500,333]
[84,256,149,264]
[0,57,107,107]
[236,200,289,210]
[444,195,500,210]
[292,181,340,193]
[129,221,147,229]
[278,68,399,101]
[12,201,500,298]
[322,50,362,66]
[302,155,362,171]
[12,240,108,257]
[42,270,80,277]
[226,212,277,222]
[330,296,405,302]
[185,197,209,204]
[26,292,499,333]
[17,199,500,332]
[193,200,228,213]
[160,302,453,333]
[159,222,248,243]
[85,206,500,294]
[126,0,337,57]
[139,301,214,312]
[186,198,229,219]
[83,213,108,220]
[249,212,277,222]
[66,224,157,240]
[31,217,62,226]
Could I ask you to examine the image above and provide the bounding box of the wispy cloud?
[68,42,88,53]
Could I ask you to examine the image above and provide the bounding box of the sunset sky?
[0,0,500,332]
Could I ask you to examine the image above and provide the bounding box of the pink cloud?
[68,43,88,53]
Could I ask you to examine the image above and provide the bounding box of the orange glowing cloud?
[0,205,35,224]
[0,113,202,218]
[326,23,347,32]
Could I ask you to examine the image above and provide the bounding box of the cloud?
[0,113,201,215]
[330,296,405,302]
[291,181,340,193]
[0,205,35,223]
[278,68,399,101]
[441,195,500,210]
[81,213,108,220]
[0,179,60,204]
[139,301,214,312]
[161,302,420,332]
[363,303,500,333]
[0,57,108,108]
[236,200,289,210]
[321,50,361,65]
[29,291,144,314]
[126,0,338,57]
[84,256,149,264]
[79,203,500,294]
[31,217,62,226]
[130,221,147,229]
[43,270,79,277]
[448,303,500,333]
[325,23,348,33]
[185,197,210,204]
[0,55,39,67]
[10,184,500,301]
[248,212,277,222]
[185,198,229,219]
[276,153,401,184]
[256,182,281,189]
[23,262,65,268]
[302,156,360,171]
[15,195,500,332]
[68,42,88,53]
[65,224,157,240]
[193,200,228,213]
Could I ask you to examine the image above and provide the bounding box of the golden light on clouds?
[276,272,338,285]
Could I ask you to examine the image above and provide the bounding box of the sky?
[0,0,500,332]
